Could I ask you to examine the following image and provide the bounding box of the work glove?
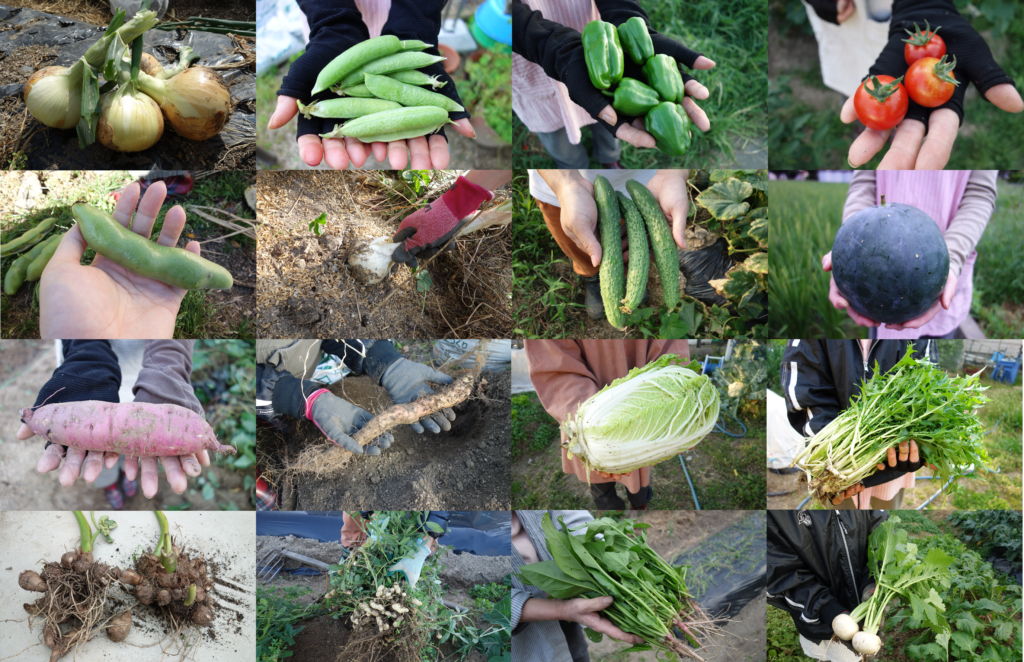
[380,358,455,434]
[860,442,926,488]
[307,389,393,455]
[865,0,1016,128]
[390,176,492,268]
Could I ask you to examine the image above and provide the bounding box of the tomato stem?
[930,54,959,86]
[863,75,904,104]
[902,20,940,46]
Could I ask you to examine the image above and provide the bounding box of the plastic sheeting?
[257,511,512,556]
[0,4,254,168]
[679,238,733,308]
[767,388,805,469]
[673,511,765,621]
[511,346,534,394]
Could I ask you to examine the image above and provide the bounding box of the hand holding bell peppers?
[582,21,624,90]
[618,16,654,65]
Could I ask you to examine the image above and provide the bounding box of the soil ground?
[586,510,766,662]
[258,364,512,511]
[254,170,512,338]
[258,535,510,662]
[0,339,253,510]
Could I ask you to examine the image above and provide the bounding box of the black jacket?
[767,510,887,642]
[781,339,937,436]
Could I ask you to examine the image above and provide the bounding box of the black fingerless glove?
[867,0,1016,127]
[804,0,840,25]
[25,341,121,451]
[860,449,925,488]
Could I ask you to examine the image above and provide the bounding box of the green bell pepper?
[642,53,684,103]
[618,16,654,65]
[582,20,624,90]
[612,78,660,116]
[645,102,691,156]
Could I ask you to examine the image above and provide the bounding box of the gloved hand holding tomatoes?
[841,0,1023,170]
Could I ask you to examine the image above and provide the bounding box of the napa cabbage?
[561,354,720,476]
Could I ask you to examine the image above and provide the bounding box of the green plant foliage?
[947,510,1022,568]
[511,392,559,460]
[257,586,310,662]
[456,50,512,144]
[712,340,769,417]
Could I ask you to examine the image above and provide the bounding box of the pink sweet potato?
[21,401,236,456]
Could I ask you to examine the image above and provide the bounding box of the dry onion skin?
[97,84,164,152]
[24,66,83,129]
[137,68,231,141]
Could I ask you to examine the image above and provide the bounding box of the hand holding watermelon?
[823,251,957,331]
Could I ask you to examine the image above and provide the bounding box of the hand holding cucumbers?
[38,181,232,340]
[269,34,475,170]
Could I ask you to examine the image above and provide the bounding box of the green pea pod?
[618,17,654,65]
[642,54,684,103]
[399,40,431,51]
[4,237,50,295]
[312,35,403,95]
[363,74,464,112]
[333,52,447,90]
[72,202,233,290]
[582,20,623,90]
[644,102,691,156]
[1,217,58,256]
[612,78,660,117]
[335,83,376,98]
[25,232,63,281]
[297,98,402,119]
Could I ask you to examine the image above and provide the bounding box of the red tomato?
[853,75,909,131]
[902,20,945,65]
[905,55,959,108]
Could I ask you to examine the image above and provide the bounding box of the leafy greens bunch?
[516,514,718,661]
[792,346,990,505]
[840,515,955,656]
[561,354,720,478]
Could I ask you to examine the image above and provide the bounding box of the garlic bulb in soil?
[97,83,164,152]
[349,237,402,285]
[24,63,84,128]
[135,68,231,141]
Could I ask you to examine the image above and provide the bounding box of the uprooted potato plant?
[18,511,219,662]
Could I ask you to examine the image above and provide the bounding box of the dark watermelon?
[831,196,949,324]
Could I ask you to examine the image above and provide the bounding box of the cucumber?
[626,179,679,311]
[594,175,627,330]
[616,191,648,315]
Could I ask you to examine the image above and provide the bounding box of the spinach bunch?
[516,514,714,660]
[793,345,991,505]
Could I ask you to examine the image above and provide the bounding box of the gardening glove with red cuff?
[380,358,456,434]
[865,0,1016,128]
[25,340,121,454]
[270,373,393,455]
[389,176,493,268]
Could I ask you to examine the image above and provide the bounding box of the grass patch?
[511,392,559,461]
[513,0,767,168]
[767,180,862,337]
[767,604,802,662]
[688,409,767,509]
[973,181,1024,336]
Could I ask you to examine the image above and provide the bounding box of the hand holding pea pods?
[38,181,228,339]
[269,34,476,170]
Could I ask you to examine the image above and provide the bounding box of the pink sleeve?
[841,170,878,222]
[524,340,600,423]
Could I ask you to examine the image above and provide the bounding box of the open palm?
[39,181,195,339]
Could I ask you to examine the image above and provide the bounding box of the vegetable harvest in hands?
[516,514,721,661]
[832,515,955,656]
[792,346,990,506]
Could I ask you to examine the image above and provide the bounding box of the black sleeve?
[781,340,843,437]
[25,340,121,449]
[510,1,628,136]
[766,512,847,642]
[804,0,840,25]
[320,340,402,384]
[278,0,368,99]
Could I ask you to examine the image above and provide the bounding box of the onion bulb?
[97,83,164,152]
[139,53,163,77]
[349,237,402,285]
[136,68,230,141]
[23,63,84,129]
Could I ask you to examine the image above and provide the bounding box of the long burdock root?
[134,541,216,627]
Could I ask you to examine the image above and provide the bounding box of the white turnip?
[832,613,859,641]
[853,631,881,655]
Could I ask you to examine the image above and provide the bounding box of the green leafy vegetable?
[793,346,991,505]
[561,354,720,476]
[516,514,718,660]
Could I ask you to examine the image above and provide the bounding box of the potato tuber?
[19,570,48,592]
[191,604,214,626]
